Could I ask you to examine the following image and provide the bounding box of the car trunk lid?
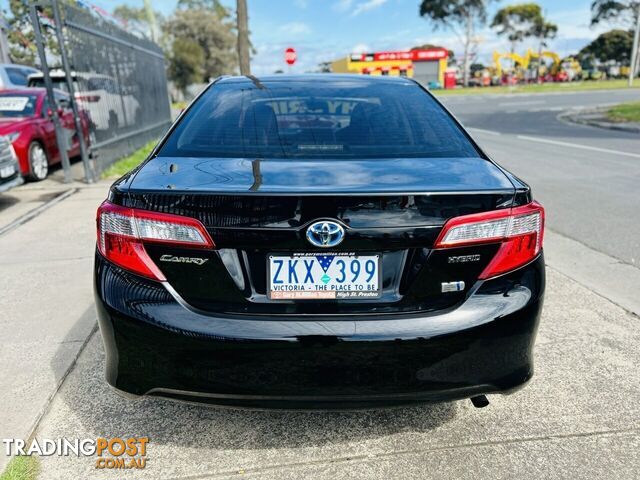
[116,156,516,316]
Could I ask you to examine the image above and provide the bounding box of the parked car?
[0,88,91,180]
[95,75,545,409]
[28,70,141,133]
[0,135,23,192]
[0,64,40,90]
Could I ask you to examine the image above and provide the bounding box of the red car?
[0,88,90,181]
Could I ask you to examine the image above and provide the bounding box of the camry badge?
[160,255,209,265]
[306,221,345,248]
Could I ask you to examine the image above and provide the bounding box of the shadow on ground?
[52,332,457,452]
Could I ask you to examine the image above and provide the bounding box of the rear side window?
[159,79,479,159]
[6,68,29,86]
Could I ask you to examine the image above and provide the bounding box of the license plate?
[268,253,381,300]
[0,164,15,178]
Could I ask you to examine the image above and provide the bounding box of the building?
[331,48,449,86]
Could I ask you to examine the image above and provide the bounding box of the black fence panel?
[33,2,172,177]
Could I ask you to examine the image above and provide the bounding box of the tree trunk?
[462,12,472,87]
[537,40,543,84]
[0,11,11,63]
[236,0,251,76]
[143,0,158,42]
[630,6,640,87]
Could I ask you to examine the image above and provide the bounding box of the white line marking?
[0,188,77,237]
[517,135,640,158]
[467,127,501,136]
[498,100,545,107]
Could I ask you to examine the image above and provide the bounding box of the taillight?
[75,94,101,102]
[96,201,214,280]
[434,201,544,279]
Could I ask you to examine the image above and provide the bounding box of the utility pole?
[236,0,251,75]
[630,6,640,87]
[0,10,11,63]
[143,0,158,43]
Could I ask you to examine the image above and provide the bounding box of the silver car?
[0,135,24,193]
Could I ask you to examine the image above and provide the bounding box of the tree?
[492,3,556,82]
[491,3,545,52]
[579,29,634,63]
[177,0,230,19]
[590,1,640,86]
[470,62,485,74]
[419,1,493,87]
[169,38,205,93]
[532,15,557,81]
[236,0,251,75]
[6,0,59,65]
[163,7,237,84]
[112,4,163,42]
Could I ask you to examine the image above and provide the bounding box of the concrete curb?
[560,107,640,134]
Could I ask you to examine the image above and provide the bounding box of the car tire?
[27,141,49,181]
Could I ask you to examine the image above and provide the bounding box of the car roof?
[217,74,417,86]
[0,87,67,97]
[0,64,39,70]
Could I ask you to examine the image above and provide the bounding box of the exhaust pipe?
[470,395,489,408]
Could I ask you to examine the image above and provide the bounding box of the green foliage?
[6,0,60,65]
[419,0,489,28]
[607,101,640,122]
[169,38,205,92]
[590,0,640,28]
[492,3,544,43]
[112,4,163,42]
[419,1,491,86]
[113,5,148,22]
[163,7,237,84]
[532,19,558,46]
[102,140,157,178]
[0,455,40,480]
[177,0,230,19]
[435,79,634,95]
[579,29,634,63]
[470,62,485,73]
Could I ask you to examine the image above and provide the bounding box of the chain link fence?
[29,0,172,181]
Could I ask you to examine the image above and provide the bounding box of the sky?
[4,0,613,75]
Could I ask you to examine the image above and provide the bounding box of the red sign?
[351,48,448,63]
[285,47,297,65]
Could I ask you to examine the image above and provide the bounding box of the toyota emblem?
[306,220,345,248]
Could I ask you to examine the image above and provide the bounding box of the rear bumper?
[94,253,545,409]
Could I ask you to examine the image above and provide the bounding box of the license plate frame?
[267,252,382,301]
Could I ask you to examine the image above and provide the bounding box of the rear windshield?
[159,79,479,159]
[0,94,37,117]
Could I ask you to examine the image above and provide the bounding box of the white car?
[28,71,140,133]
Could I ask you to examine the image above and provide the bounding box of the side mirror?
[46,108,53,118]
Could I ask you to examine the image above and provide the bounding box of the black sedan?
[95,75,545,409]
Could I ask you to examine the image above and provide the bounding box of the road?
[2,89,639,479]
[440,89,640,267]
